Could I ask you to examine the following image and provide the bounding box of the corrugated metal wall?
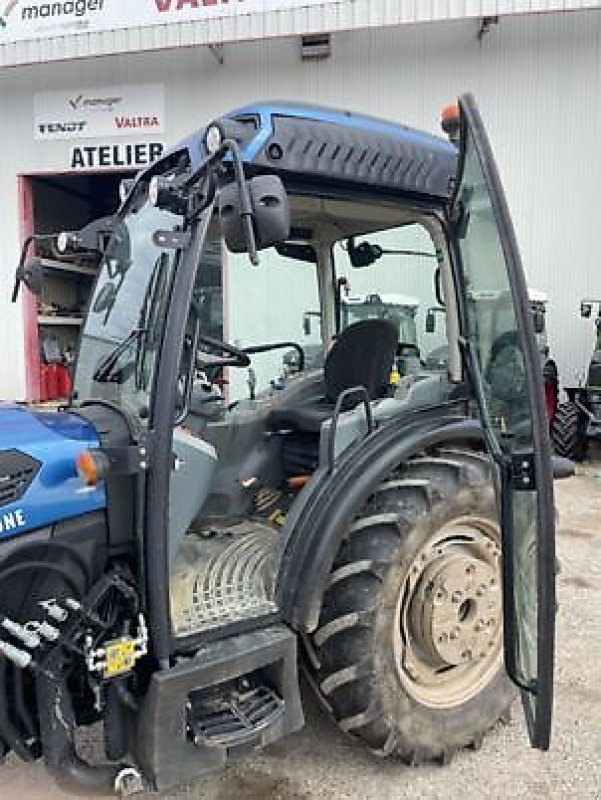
[1,1,601,67]
[0,10,599,397]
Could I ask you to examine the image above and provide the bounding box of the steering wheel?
[196,334,251,368]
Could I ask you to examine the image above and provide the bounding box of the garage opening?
[23,171,132,402]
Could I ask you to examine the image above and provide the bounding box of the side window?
[226,246,321,402]
[333,223,448,375]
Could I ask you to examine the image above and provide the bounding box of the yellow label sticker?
[104,639,137,678]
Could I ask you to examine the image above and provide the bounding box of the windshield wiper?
[92,327,147,383]
[93,253,170,386]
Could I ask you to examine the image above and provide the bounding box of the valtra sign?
[34,84,165,141]
[0,0,336,43]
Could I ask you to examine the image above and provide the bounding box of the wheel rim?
[393,516,503,709]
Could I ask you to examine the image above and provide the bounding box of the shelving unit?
[39,257,97,278]
[36,252,97,401]
[38,315,83,326]
[24,170,130,402]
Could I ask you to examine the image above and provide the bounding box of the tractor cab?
[2,96,556,794]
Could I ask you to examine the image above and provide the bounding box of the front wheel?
[305,448,512,764]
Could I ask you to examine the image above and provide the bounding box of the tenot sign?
[34,84,165,141]
[0,0,337,44]
[70,141,164,169]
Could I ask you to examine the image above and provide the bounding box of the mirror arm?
[10,235,35,302]
[186,138,259,265]
[12,234,53,303]
[226,139,259,266]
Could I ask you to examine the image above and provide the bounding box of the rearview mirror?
[219,175,290,255]
[581,301,593,318]
[303,314,311,336]
[16,257,43,297]
[425,309,436,333]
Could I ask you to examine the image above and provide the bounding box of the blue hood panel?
[0,403,106,541]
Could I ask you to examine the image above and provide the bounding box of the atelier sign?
[70,142,164,169]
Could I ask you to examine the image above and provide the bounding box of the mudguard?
[276,406,485,633]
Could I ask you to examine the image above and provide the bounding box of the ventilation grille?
[0,450,40,508]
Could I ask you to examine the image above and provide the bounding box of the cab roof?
[169,101,457,202]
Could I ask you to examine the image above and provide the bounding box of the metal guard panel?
[0,403,106,540]
[233,103,457,199]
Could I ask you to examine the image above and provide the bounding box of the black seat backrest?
[324,318,398,403]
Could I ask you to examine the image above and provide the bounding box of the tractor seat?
[270,318,398,433]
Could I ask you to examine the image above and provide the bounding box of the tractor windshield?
[342,300,418,346]
[73,180,183,433]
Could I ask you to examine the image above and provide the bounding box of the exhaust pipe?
[37,670,143,796]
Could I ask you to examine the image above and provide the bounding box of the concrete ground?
[1,462,600,800]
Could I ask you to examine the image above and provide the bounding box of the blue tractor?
[1,96,557,795]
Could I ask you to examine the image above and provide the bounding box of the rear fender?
[276,412,485,633]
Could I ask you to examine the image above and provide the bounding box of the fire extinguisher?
[57,365,72,398]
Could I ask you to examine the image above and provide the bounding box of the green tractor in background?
[529,290,559,426]
[551,299,601,460]
[288,290,424,379]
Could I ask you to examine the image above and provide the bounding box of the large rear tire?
[551,401,587,461]
[305,448,512,764]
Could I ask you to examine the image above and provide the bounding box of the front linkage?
[1,569,147,795]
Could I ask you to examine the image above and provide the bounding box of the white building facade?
[1,0,600,399]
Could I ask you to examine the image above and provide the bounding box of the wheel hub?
[394,515,504,710]
[413,553,502,666]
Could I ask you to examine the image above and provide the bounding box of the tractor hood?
[0,403,106,540]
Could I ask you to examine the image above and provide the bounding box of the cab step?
[188,682,285,751]
[133,625,303,791]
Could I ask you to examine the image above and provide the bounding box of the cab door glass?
[455,106,554,747]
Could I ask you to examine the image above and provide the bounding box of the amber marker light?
[441,103,460,145]
[76,450,109,487]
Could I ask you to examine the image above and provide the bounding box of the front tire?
[306,448,512,764]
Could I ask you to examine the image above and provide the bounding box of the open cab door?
[451,94,555,749]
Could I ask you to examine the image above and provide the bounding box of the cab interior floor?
[169,520,283,637]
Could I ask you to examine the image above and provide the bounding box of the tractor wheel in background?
[551,401,587,461]
[305,448,512,765]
